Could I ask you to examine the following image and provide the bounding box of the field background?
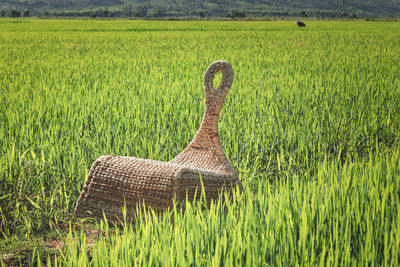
[1,19,400,265]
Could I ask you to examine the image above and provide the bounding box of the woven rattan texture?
[75,60,243,222]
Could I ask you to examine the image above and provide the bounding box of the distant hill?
[1,0,399,18]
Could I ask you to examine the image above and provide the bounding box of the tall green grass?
[1,19,399,264]
[35,148,399,266]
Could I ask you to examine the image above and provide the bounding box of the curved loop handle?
[203,60,234,109]
[170,60,236,175]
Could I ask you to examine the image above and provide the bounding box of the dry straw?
[74,60,243,222]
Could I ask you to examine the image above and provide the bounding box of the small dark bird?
[296,20,306,27]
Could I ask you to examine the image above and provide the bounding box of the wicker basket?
[74,60,243,222]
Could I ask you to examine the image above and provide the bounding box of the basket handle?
[170,60,236,175]
[203,60,234,119]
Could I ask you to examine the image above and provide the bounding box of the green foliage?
[47,148,400,265]
[300,10,308,17]
[23,10,30,17]
[0,0,399,17]
[226,9,246,18]
[10,9,21,17]
[0,19,400,265]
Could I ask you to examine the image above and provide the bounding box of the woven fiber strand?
[75,60,243,222]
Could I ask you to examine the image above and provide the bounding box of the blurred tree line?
[0,0,398,18]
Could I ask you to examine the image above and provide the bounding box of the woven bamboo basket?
[74,60,243,222]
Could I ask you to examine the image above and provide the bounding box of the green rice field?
[1,19,400,265]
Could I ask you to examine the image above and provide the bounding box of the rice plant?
[0,19,399,265]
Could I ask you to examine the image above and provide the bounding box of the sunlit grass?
[39,148,400,266]
[0,19,399,265]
